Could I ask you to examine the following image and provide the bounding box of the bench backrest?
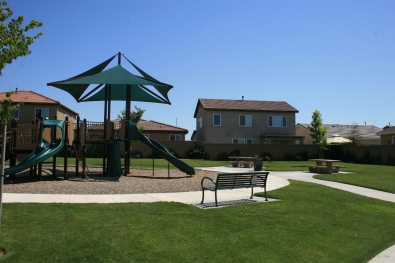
[216,172,269,189]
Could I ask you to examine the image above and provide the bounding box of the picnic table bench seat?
[304,164,346,174]
[201,172,269,206]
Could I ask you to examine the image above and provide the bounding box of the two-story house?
[0,88,79,125]
[192,98,303,144]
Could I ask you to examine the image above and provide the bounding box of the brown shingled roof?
[194,98,298,117]
[0,90,58,104]
[112,119,188,133]
[0,89,79,115]
[138,120,188,133]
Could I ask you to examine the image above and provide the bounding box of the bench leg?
[201,189,205,204]
[250,187,254,199]
[215,190,218,207]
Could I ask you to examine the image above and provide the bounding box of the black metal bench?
[201,172,270,206]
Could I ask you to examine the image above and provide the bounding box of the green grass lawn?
[50,158,395,194]
[1,181,395,262]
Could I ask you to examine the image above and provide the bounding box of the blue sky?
[1,0,394,139]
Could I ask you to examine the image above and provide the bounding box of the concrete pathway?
[2,166,395,262]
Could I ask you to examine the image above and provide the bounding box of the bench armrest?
[201,176,216,189]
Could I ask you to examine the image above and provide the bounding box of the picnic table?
[228,156,254,168]
[307,159,344,174]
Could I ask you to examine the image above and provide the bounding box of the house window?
[239,115,252,127]
[269,116,287,127]
[35,108,49,119]
[198,117,202,128]
[170,134,182,141]
[213,114,221,126]
[232,138,245,144]
[392,136,395,145]
[13,108,20,120]
[246,138,259,144]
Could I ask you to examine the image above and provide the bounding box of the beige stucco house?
[0,89,78,125]
[296,123,382,145]
[192,98,303,144]
[376,126,395,145]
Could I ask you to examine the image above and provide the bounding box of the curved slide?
[127,121,195,175]
[4,120,65,175]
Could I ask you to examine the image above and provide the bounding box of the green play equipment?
[47,52,194,176]
[127,121,195,175]
[4,119,65,175]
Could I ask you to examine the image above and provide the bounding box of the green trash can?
[253,157,263,171]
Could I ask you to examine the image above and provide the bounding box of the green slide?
[127,121,195,175]
[4,120,65,175]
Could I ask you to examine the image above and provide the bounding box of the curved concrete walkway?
[2,166,395,262]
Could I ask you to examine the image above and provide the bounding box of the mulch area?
[3,166,219,195]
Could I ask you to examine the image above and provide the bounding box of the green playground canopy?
[47,53,172,104]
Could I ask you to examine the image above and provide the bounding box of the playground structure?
[76,117,195,176]
[2,51,195,179]
[3,117,72,179]
[3,116,195,180]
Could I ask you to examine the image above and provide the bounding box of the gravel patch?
[3,167,219,195]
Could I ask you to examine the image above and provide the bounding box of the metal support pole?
[52,115,57,177]
[103,85,108,176]
[75,116,80,178]
[124,84,131,176]
[64,116,69,180]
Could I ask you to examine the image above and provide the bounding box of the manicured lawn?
[1,181,395,262]
[313,163,395,194]
[53,158,395,193]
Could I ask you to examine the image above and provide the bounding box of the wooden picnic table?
[228,156,254,168]
[307,159,343,174]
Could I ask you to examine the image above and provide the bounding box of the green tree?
[347,123,361,145]
[117,106,145,124]
[0,1,43,75]
[0,91,22,224]
[307,109,328,158]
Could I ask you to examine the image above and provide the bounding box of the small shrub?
[295,155,302,161]
[264,156,271,162]
[131,150,143,159]
[186,144,209,160]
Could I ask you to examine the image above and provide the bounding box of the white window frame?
[246,138,259,144]
[213,114,221,126]
[13,108,20,120]
[35,108,49,119]
[239,114,252,127]
[232,138,246,144]
[170,134,182,141]
[268,115,287,127]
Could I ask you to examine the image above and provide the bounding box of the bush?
[131,150,143,159]
[260,151,273,161]
[186,144,209,160]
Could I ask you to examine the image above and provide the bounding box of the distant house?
[376,126,395,145]
[192,98,303,144]
[0,88,79,125]
[295,123,382,145]
[113,119,188,141]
